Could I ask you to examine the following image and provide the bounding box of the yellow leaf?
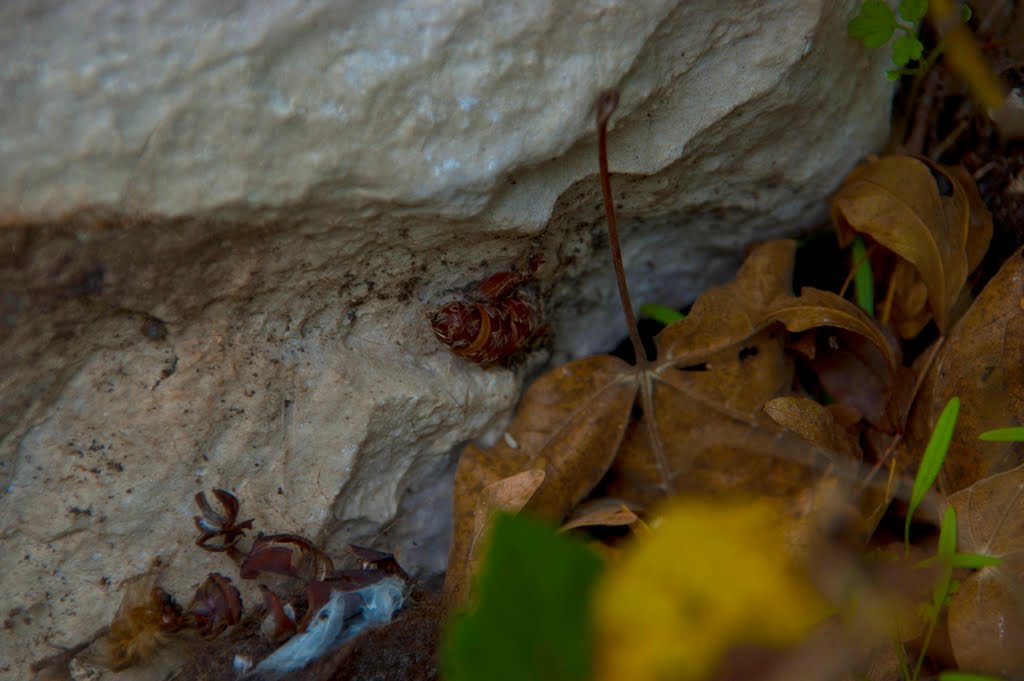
[593,498,827,681]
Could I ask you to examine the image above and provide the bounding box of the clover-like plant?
[848,0,971,80]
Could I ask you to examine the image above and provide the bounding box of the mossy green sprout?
[848,0,971,80]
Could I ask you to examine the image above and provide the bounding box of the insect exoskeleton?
[430,256,543,366]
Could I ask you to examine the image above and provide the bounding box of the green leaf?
[938,505,957,560]
[940,672,1006,681]
[886,69,903,81]
[906,397,960,550]
[912,506,959,681]
[960,3,972,22]
[851,236,875,315]
[639,303,685,326]
[917,551,1003,569]
[892,34,925,66]
[948,552,1002,569]
[898,0,929,22]
[979,426,1024,442]
[848,0,898,48]
[442,512,605,681]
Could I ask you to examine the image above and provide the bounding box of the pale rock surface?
[0,0,891,678]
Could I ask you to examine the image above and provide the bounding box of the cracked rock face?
[1,0,891,677]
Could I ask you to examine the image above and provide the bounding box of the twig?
[906,67,943,155]
[596,90,648,364]
[857,337,945,496]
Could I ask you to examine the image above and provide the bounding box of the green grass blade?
[639,303,685,326]
[917,551,1002,570]
[948,552,1002,569]
[979,426,1024,442]
[937,506,957,561]
[851,236,875,316]
[906,397,960,550]
[914,507,958,681]
[939,673,1007,681]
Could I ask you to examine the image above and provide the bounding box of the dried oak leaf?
[947,463,1024,677]
[904,247,1024,493]
[446,240,894,604]
[832,155,992,336]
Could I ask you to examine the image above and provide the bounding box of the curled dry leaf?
[760,288,901,430]
[905,247,1024,493]
[947,463,1024,677]
[560,498,640,532]
[193,489,254,553]
[348,544,410,581]
[831,155,991,336]
[240,533,334,582]
[442,469,548,603]
[763,396,860,461]
[445,357,636,604]
[259,585,298,643]
[446,240,893,607]
[187,573,242,639]
[470,470,546,554]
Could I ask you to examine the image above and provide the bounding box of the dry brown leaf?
[832,155,983,335]
[612,241,831,505]
[469,470,546,558]
[445,240,897,606]
[560,498,639,532]
[764,397,860,462]
[948,163,994,277]
[761,288,897,367]
[904,248,1024,493]
[764,397,837,450]
[444,355,636,603]
[763,288,900,430]
[947,463,1024,678]
[443,469,548,603]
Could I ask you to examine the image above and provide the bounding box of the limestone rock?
[1,0,891,677]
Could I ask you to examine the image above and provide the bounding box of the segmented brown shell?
[430,256,542,365]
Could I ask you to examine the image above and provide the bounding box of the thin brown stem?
[880,267,898,326]
[597,90,648,364]
[839,242,877,300]
[857,337,944,497]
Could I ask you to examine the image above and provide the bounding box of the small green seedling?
[908,506,959,681]
[906,396,959,552]
[851,236,875,316]
[848,0,972,80]
[918,551,1002,569]
[979,426,1024,441]
[639,303,685,326]
[939,672,1008,681]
